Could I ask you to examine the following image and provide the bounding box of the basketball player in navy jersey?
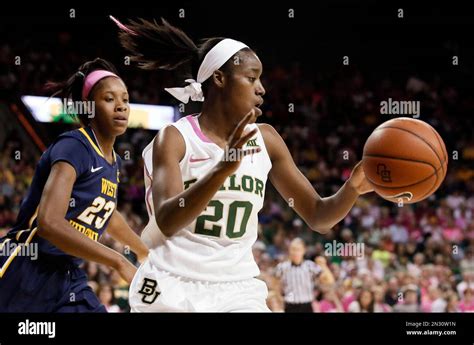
[0,58,148,312]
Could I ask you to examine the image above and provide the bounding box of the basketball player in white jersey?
[113,17,373,312]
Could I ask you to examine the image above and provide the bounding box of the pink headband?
[82,70,120,100]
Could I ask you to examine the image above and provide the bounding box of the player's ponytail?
[45,58,119,124]
[114,17,247,97]
[117,17,200,72]
[46,58,118,102]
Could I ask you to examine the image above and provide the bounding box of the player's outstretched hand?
[348,161,374,195]
[215,109,261,176]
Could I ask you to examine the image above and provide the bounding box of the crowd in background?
[1,35,474,312]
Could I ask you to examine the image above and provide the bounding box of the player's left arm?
[258,124,373,234]
[106,210,149,263]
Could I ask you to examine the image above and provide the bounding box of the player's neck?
[200,101,238,147]
[89,125,115,161]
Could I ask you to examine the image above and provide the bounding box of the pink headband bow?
[82,70,120,100]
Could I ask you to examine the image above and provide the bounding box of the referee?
[274,238,321,312]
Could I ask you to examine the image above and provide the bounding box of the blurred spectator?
[372,285,392,312]
[348,288,374,312]
[459,288,474,312]
[315,256,335,286]
[98,284,121,313]
[393,285,421,312]
[315,286,344,312]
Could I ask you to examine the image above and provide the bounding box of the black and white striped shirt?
[275,260,321,304]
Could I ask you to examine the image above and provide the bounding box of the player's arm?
[106,210,149,263]
[259,124,373,234]
[37,162,137,283]
[153,112,259,237]
[151,125,229,237]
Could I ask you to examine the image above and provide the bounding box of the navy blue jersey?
[4,126,121,267]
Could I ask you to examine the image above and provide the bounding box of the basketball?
[362,117,448,204]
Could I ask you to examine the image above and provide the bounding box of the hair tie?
[164,38,248,103]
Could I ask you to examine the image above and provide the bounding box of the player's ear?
[212,70,226,89]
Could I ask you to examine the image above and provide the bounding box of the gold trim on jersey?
[15,230,29,241]
[28,206,38,229]
[79,127,118,164]
[0,227,38,279]
[79,128,105,158]
[0,238,11,251]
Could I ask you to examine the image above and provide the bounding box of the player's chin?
[246,106,261,123]
[253,106,263,118]
[111,120,128,135]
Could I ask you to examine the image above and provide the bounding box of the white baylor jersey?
[141,114,272,282]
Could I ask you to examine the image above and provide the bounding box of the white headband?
[165,38,248,103]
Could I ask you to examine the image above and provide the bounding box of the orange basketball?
[362,117,448,204]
